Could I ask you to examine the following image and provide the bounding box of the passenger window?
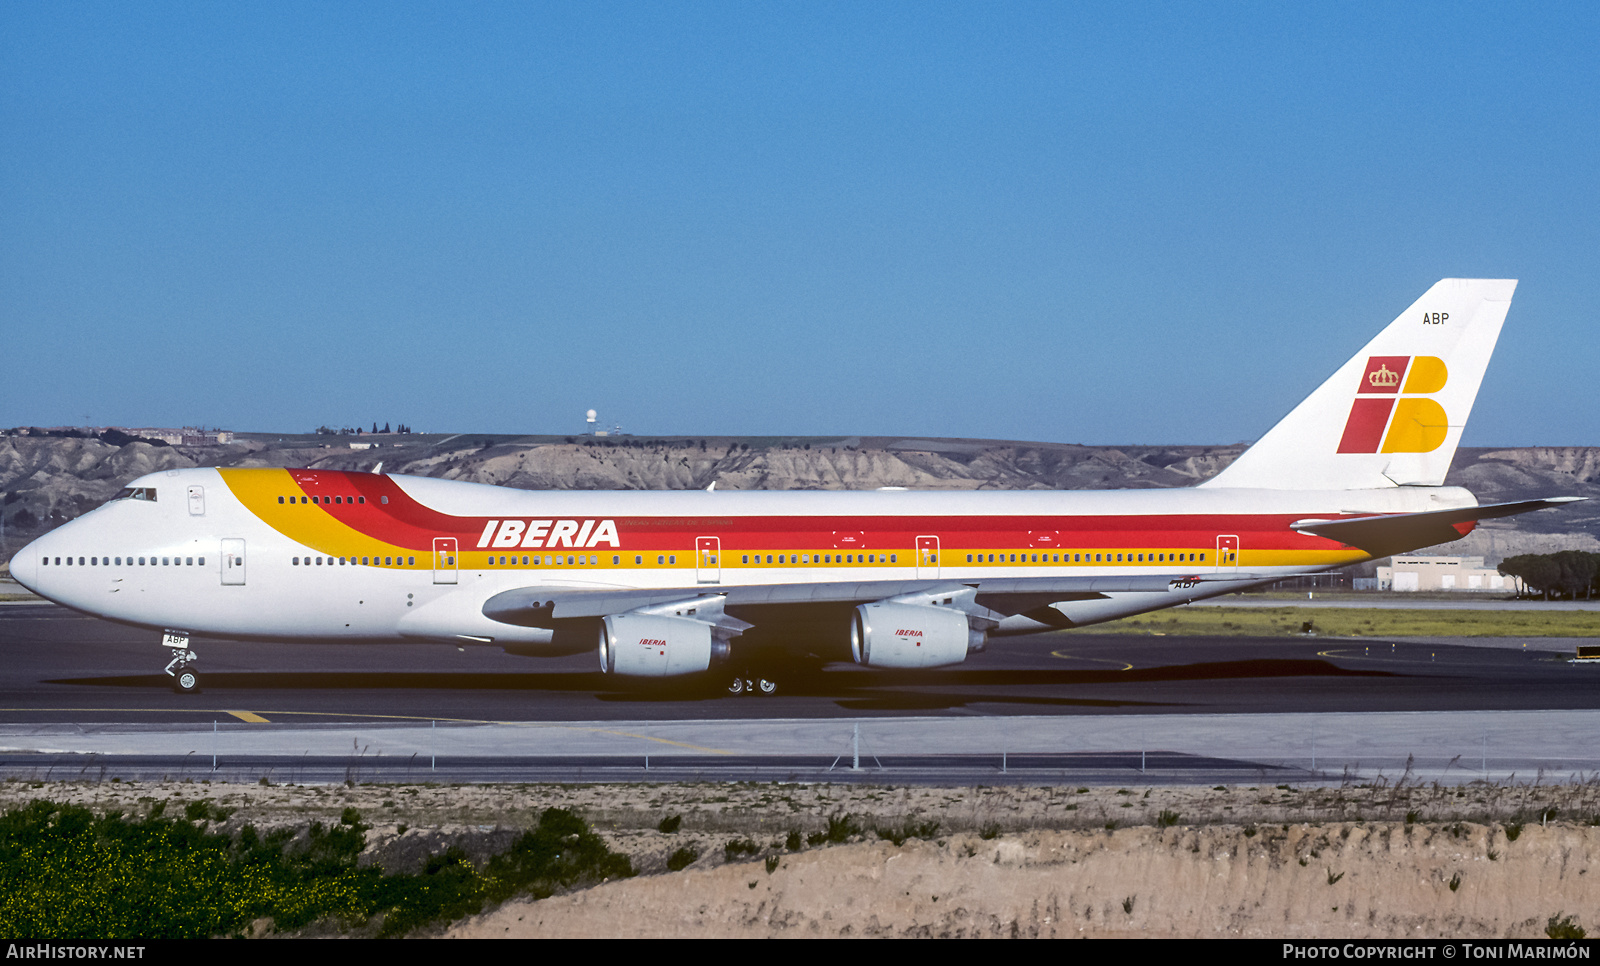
[634,556,641,564]
[278,497,284,504]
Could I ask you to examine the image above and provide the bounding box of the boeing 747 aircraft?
[10,279,1582,694]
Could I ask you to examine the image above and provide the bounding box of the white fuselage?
[10,466,1476,651]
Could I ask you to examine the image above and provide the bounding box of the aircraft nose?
[9,535,42,596]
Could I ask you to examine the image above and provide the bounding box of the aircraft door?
[433,537,458,584]
[1215,535,1240,573]
[187,485,205,516]
[916,535,940,578]
[222,538,246,585]
[696,537,721,584]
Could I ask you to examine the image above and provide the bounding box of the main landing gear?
[162,630,201,694]
[726,674,778,696]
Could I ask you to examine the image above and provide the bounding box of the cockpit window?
[113,487,158,502]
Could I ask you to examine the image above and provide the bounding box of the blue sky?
[3,2,1596,445]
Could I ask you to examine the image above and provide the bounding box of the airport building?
[1374,555,1509,592]
[120,427,234,446]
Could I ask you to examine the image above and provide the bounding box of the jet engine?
[849,601,985,669]
[599,613,716,677]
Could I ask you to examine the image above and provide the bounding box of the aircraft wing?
[1290,497,1586,559]
[480,572,1255,627]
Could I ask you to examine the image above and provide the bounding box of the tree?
[1554,550,1600,599]
[1499,552,1600,600]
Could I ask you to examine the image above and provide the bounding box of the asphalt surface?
[5,602,1600,783]
[2,602,1596,726]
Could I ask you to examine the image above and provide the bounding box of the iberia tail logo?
[1337,355,1449,454]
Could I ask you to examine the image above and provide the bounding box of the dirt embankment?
[457,822,1596,939]
[7,778,1600,938]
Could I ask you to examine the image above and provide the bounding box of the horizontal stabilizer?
[1290,497,1585,558]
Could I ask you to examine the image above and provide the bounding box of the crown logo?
[1368,364,1400,388]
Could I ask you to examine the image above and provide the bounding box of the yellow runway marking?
[586,729,733,755]
[0,709,735,755]
[1049,649,1135,671]
[1318,646,1410,663]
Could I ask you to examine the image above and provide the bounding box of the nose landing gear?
[162,630,201,694]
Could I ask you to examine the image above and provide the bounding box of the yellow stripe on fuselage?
[220,468,420,563]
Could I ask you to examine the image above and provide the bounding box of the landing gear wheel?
[758,678,777,695]
[726,676,746,695]
[162,639,200,695]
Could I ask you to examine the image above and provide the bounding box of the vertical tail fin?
[1200,278,1516,490]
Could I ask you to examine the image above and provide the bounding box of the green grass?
[0,799,632,939]
[1072,606,1600,638]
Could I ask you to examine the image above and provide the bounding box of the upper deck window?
[113,487,157,502]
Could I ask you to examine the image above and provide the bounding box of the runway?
[3,602,1598,784]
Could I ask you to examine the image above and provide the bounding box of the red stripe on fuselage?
[273,470,1354,554]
